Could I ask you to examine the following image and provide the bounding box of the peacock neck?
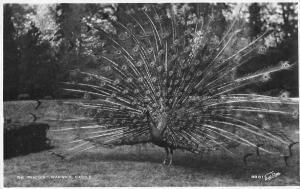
[149,112,168,139]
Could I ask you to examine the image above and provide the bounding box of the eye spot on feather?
[151,77,157,83]
[114,49,122,55]
[150,61,155,67]
[119,32,130,40]
[142,6,150,12]
[262,73,271,82]
[280,61,290,69]
[83,76,92,82]
[161,32,169,39]
[121,65,128,70]
[154,15,162,22]
[100,81,106,87]
[173,39,179,46]
[158,49,164,57]
[105,66,112,72]
[133,45,140,53]
[132,100,138,105]
[138,77,144,83]
[113,79,120,85]
[122,89,129,94]
[157,66,163,72]
[126,77,133,83]
[185,75,191,81]
[194,60,200,65]
[147,47,153,54]
[292,111,298,119]
[196,71,202,77]
[184,46,191,53]
[83,93,91,100]
[280,91,290,99]
[136,60,143,67]
[171,55,177,62]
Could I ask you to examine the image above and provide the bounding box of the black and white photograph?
[2,1,299,187]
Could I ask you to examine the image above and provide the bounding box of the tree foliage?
[3,3,299,100]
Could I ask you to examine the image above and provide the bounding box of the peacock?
[51,4,299,166]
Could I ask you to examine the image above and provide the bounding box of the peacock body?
[53,5,298,166]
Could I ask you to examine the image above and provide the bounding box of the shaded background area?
[3,3,299,101]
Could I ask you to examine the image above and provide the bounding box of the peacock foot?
[162,157,172,166]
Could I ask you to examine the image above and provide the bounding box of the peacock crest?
[52,4,298,166]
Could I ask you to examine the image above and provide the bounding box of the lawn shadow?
[69,145,299,183]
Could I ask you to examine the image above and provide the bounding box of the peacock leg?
[168,148,173,166]
[163,147,169,165]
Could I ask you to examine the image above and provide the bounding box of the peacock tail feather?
[51,5,298,161]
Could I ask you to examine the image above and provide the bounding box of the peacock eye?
[133,45,140,53]
[150,61,155,67]
[105,66,112,72]
[100,81,106,87]
[151,77,157,83]
[147,48,153,54]
[157,66,163,72]
[173,39,179,45]
[122,89,129,94]
[281,61,290,69]
[158,49,164,56]
[119,32,130,40]
[84,76,92,82]
[126,77,133,83]
[136,60,143,67]
[154,15,162,22]
[262,73,271,81]
[184,46,191,53]
[145,90,151,95]
[292,111,298,119]
[114,50,122,55]
[121,65,127,70]
[194,60,200,65]
[113,79,120,85]
[138,77,144,82]
[162,32,169,39]
[111,93,117,98]
[184,29,191,35]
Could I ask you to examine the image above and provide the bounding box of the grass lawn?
[3,100,300,187]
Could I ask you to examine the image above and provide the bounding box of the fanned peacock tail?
[52,5,298,164]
